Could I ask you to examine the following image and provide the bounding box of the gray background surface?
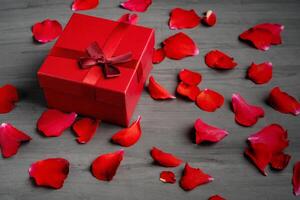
[0,0,300,199]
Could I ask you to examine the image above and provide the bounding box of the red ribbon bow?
[79,42,133,78]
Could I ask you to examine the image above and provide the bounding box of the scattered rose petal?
[91,149,124,181]
[163,32,199,60]
[160,171,176,184]
[32,19,63,43]
[293,162,300,196]
[194,118,228,144]
[209,195,226,200]
[152,48,165,64]
[180,163,213,191]
[37,109,77,137]
[0,123,31,158]
[245,124,289,175]
[268,87,300,116]
[111,116,142,147]
[168,8,201,30]
[202,10,217,27]
[232,93,264,127]
[239,23,284,51]
[270,152,291,170]
[148,76,176,100]
[205,50,237,70]
[247,62,273,84]
[0,84,19,114]
[179,69,202,85]
[196,89,224,112]
[120,0,152,12]
[118,13,139,25]
[29,158,69,189]
[150,147,182,167]
[176,82,200,101]
[72,118,100,144]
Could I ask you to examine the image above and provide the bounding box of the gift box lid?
[38,13,155,107]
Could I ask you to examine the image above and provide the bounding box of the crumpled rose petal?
[37,109,77,137]
[71,0,98,11]
[232,93,264,127]
[247,62,273,84]
[270,152,291,170]
[196,89,224,112]
[118,13,139,25]
[29,158,69,189]
[150,147,182,167]
[180,163,213,191]
[120,0,152,12]
[253,23,284,45]
[72,118,100,144]
[179,69,202,86]
[0,84,19,114]
[32,19,63,43]
[168,8,201,30]
[268,87,300,116]
[194,118,228,144]
[176,82,200,101]
[148,76,176,100]
[202,10,217,27]
[293,162,300,196]
[152,48,165,64]
[0,123,31,158]
[245,124,289,175]
[205,50,237,70]
[91,150,124,181]
[160,171,176,184]
[111,116,142,147]
[163,32,199,60]
[208,195,226,200]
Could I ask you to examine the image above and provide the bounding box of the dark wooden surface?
[0,0,300,199]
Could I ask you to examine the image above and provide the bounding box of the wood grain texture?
[0,0,300,199]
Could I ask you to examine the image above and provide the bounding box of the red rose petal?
[0,123,31,158]
[253,23,284,45]
[247,62,273,84]
[268,87,300,116]
[29,158,69,189]
[152,48,165,64]
[205,50,237,70]
[168,8,201,30]
[160,171,176,184]
[72,118,100,144]
[111,116,142,147]
[176,82,200,101]
[118,13,139,25]
[270,152,291,170]
[71,0,99,11]
[293,162,300,196]
[232,93,264,127]
[202,10,217,27]
[148,76,176,100]
[194,118,228,144]
[37,109,77,137]
[245,124,289,175]
[180,163,213,191]
[196,89,224,112]
[150,147,182,167]
[120,0,152,12]
[209,195,226,200]
[91,149,124,181]
[32,19,62,43]
[0,84,19,114]
[179,69,202,85]
[163,32,199,60]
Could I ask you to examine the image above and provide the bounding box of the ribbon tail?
[109,52,133,64]
[103,64,121,78]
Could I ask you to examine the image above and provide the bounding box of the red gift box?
[37,13,155,126]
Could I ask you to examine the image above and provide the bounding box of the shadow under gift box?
[37,13,155,127]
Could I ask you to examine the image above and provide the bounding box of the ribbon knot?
[79,42,133,78]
